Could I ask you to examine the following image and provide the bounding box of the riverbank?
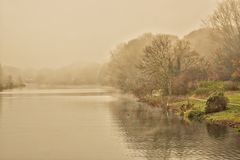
[139,92,240,132]
[174,92,240,132]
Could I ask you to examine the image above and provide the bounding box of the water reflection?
[0,88,239,160]
[206,123,228,139]
[110,96,240,160]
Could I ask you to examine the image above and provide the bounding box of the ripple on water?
[109,96,240,160]
[0,88,239,160]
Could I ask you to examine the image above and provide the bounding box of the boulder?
[205,92,228,113]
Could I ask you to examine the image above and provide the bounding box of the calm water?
[0,87,239,160]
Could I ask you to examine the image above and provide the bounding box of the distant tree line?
[0,63,25,91]
[31,63,102,85]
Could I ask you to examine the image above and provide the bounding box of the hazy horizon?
[0,0,219,69]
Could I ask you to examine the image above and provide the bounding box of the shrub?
[187,108,205,121]
[205,92,228,114]
[236,127,240,132]
[194,87,212,96]
[198,81,224,89]
[172,79,188,95]
[193,81,224,96]
[223,81,239,91]
[172,74,189,95]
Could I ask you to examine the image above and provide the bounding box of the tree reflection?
[109,96,240,160]
[109,96,205,160]
[206,123,228,139]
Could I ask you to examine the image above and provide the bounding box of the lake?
[0,87,239,160]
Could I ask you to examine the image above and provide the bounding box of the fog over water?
[0,88,239,160]
[2,1,240,159]
[0,0,218,68]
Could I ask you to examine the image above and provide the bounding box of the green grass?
[193,81,224,96]
[225,91,240,105]
[205,104,240,124]
[185,100,205,120]
[237,127,240,132]
[171,99,206,120]
[171,92,240,127]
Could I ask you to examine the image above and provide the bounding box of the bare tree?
[207,0,240,57]
[173,40,199,74]
[141,35,200,96]
[206,0,240,80]
[141,35,174,95]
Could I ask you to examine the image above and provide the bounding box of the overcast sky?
[0,0,219,68]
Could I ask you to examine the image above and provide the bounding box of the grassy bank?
[170,91,240,132]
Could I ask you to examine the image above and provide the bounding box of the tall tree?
[140,35,200,95]
[173,40,199,74]
[141,35,174,95]
[207,0,240,79]
[207,0,240,57]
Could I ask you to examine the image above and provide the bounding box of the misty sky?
[0,0,219,68]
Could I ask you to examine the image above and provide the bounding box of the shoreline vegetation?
[0,65,26,92]
[138,90,240,132]
[100,0,240,132]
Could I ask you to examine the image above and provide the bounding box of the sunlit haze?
[0,0,218,68]
[1,1,240,160]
